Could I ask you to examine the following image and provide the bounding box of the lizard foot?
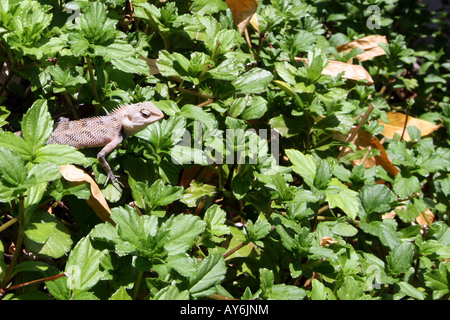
[105,172,124,192]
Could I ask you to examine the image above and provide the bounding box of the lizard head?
[122,102,164,136]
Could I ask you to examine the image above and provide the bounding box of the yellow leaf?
[416,208,434,227]
[379,112,441,141]
[336,35,388,62]
[225,0,258,34]
[295,58,374,84]
[59,165,115,225]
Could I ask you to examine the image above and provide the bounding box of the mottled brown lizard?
[46,102,164,190]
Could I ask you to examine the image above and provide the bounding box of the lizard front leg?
[97,135,124,191]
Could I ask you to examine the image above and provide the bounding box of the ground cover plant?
[0,0,449,300]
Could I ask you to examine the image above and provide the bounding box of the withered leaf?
[334,128,400,177]
[336,35,388,62]
[59,164,114,225]
[379,112,442,141]
[225,0,258,34]
[295,58,374,84]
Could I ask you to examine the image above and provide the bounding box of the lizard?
[46,101,164,190]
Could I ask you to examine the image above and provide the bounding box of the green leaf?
[337,276,365,300]
[23,209,73,259]
[189,253,226,298]
[326,178,360,220]
[306,54,326,83]
[138,180,184,212]
[314,159,332,190]
[285,149,317,187]
[247,219,272,242]
[48,65,87,92]
[208,58,244,81]
[386,242,414,276]
[180,181,216,207]
[154,284,190,300]
[110,56,150,75]
[310,279,328,300]
[111,206,147,252]
[109,286,133,300]
[204,205,231,243]
[359,221,401,250]
[78,2,116,44]
[0,147,27,187]
[0,131,31,160]
[33,144,89,166]
[395,282,424,300]
[240,96,268,120]
[11,261,50,278]
[68,32,90,56]
[424,262,450,299]
[270,115,307,138]
[160,214,206,255]
[259,268,307,299]
[331,222,358,237]
[205,29,240,57]
[179,104,217,129]
[393,176,420,199]
[259,268,274,293]
[21,99,53,148]
[395,203,419,223]
[65,236,106,291]
[166,253,198,278]
[359,184,393,215]
[157,50,191,78]
[190,0,228,15]
[232,68,274,94]
[24,162,61,187]
[269,284,308,300]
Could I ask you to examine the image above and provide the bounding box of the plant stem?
[177,87,214,100]
[210,41,221,63]
[196,99,214,108]
[1,196,25,291]
[198,64,210,83]
[218,164,223,192]
[223,241,246,259]
[337,103,374,160]
[0,217,18,233]
[209,293,238,300]
[85,55,100,108]
[63,92,79,120]
[132,270,143,300]
[3,273,66,293]
[400,107,410,141]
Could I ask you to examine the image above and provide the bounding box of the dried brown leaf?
[295,58,374,84]
[140,57,160,75]
[59,165,115,225]
[225,0,258,34]
[336,35,388,62]
[379,112,442,141]
[334,128,400,177]
[320,237,338,247]
[416,208,435,227]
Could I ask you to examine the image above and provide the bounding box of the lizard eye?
[141,110,151,118]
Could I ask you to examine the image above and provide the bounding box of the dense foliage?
[0,0,449,300]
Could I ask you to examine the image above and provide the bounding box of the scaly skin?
[47,102,164,190]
